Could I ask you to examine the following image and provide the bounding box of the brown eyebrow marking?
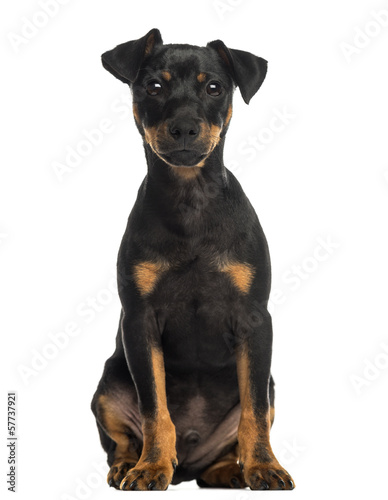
[161,71,171,81]
[197,72,207,83]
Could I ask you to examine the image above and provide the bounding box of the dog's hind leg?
[196,444,245,489]
[92,388,142,489]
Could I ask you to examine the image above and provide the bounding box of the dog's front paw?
[120,459,177,491]
[107,460,137,489]
[243,462,294,490]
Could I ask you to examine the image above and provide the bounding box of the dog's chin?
[160,150,207,168]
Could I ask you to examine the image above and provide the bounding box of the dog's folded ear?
[207,40,267,104]
[102,28,163,84]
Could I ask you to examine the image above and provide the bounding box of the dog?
[91,28,295,491]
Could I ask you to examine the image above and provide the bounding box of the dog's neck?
[144,139,228,193]
[140,138,230,231]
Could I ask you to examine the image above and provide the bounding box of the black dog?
[91,28,294,491]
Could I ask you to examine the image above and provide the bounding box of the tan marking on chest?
[133,261,169,296]
[219,261,255,294]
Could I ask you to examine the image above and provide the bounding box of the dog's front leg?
[119,308,177,491]
[235,307,295,490]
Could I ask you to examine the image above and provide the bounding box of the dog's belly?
[152,260,242,478]
[160,302,241,477]
[170,392,240,462]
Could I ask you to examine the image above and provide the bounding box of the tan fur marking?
[161,71,171,81]
[145,122,220,170]
[144,123,169,157]
[121,348,177,490]
[97,394,139,464]
[270,406,275,426]
[144,348,176,461]
[236,350,272,469]
[197,72,207,82]
[199,445,244,487]
[172,166,202,179]
[224,105,233,127]
[235,350,295,489]
[219,261,255,294]
[143,126,158,147]
[133,103,141,125]
[209,124,222,146]
[144,131,204,173]
[196,122,221,158]
[133,261,168,296]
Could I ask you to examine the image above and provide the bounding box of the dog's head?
[102,29,267,169]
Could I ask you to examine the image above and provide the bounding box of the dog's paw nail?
[259,480,269,490]
[288,479,295,489]
[278,478,285,489]
[231,477,241,488]
[147,480,156,490]
[108,478,114,487]
[129,480,138,490]
[121,480,128,490]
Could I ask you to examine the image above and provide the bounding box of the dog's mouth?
[160,150,208,168]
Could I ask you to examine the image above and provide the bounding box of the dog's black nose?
[169,119,200,141]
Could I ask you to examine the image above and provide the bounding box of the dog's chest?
[137,253,241,371]
[134,248,253,305]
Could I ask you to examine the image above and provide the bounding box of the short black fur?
[91,29,294,491]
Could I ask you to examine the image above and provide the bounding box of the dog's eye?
[146,81,162,96]
[206,82,222,97]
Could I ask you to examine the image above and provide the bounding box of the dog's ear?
[207,40,267,104]
[101,28,163,84]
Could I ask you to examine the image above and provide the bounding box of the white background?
[2,0,388,498]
